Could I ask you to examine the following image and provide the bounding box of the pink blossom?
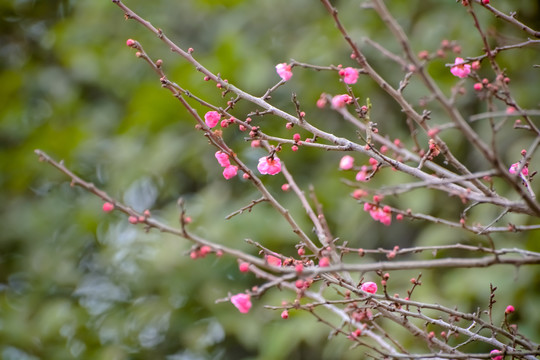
[257,156,282,175]
[505,305,515,314]
[265,255,282,267]
[339,67,359,84]
[281,310,289,319]
[364,203,391,226]
[339,155,354,170]
[223,165,238,179]
[215,151,230,167]
[275,63,293,81]
[331,94,353,108]
[319,257,330,267]
[239,262,250,273]
[231,293,252,314]
[126,39,136,47]
[450,57,471,78]
[506,106,516,114]
[490,350,503,360]
[316,95,327,108]
[356,165,369,182]
[102,202,115,213]
[361,281,378,294]
[204,111,220,128]
[509,162,528,176]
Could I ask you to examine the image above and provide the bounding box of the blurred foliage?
[1,0,540,359]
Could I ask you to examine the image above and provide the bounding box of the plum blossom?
[505,305,515,314]
[204,111,220,128]
[450,57,471,78]
[318,257,330,267]
[364,203,391,226]
[102,202,115,212]
[275,63,293,81]
[509,162,528,176]
[265,255,282,267]
[215,151,230,167]
[490,350,503,360]
[339,67,359,84]
[361,282,378,294]
[331,94,353,108]
[222,165,238,179]
[339,155,354,170]
[231,293,252,314]
[257,156,282,175]
[356,165,369,182]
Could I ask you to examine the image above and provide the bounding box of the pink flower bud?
[318,257,330,267]
[231,293,252,314]
[505,305,515,314]
[281,310,289,319]
[265,255,282,267]
[126,39,136,47]
[339,155,354,170]
[199,246,211,257]
[102,202,115,213]
[490,350,502,360]
[275,63,293,81]
[128,216,138,224]
[239,262,250,273]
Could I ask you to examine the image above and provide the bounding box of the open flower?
[257,156,282,175]
[231,293,252,314]
[361,282,378,294]
[204,111,221,128]
[215,151,231,167]
[275,63,293,81]
[222,165,238,179]
[339,67,359,84]
[509,162,529,176]
[450,57,471,78]
[331,94,353,108]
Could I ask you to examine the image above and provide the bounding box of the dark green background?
[1,0,539,359]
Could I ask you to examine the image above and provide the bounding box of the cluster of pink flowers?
[364,202,392,226]
[275,63,293,81]
[215,151,238,179]
[257,156,282,175]
[204,111,221,128]
[331,94,353,108]
[231,293,252,313]
[450,57,471,78]
[339,67,359,84]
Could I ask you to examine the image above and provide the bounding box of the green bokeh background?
[1,0,540,359]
